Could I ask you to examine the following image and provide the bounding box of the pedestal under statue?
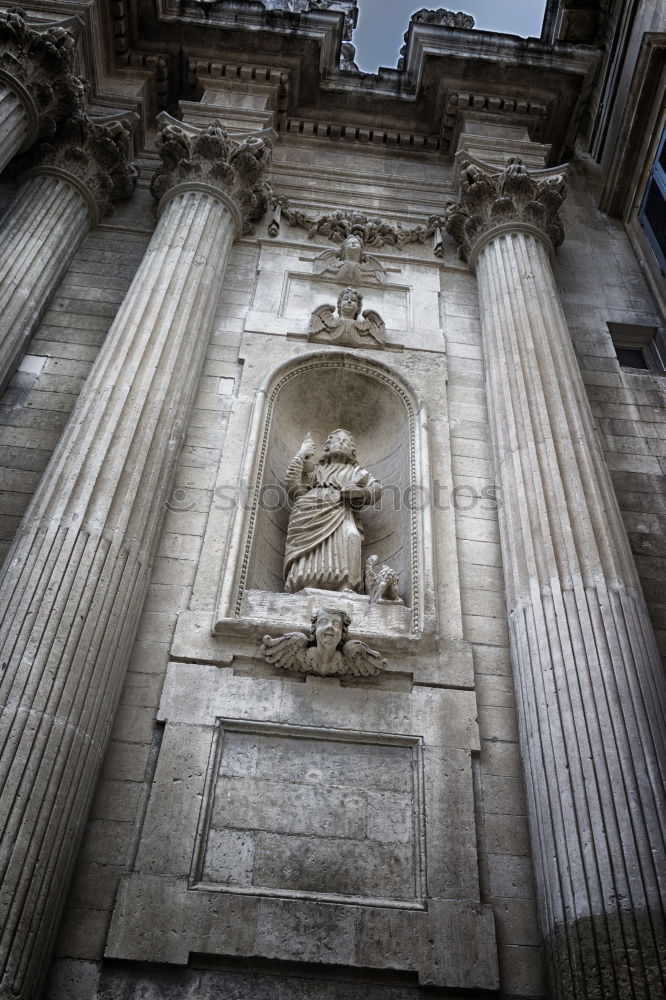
[284,428,381,593]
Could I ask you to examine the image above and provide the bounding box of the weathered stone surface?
[0,123,270,999]
[0,9,660,1000]
[0,114,137,392]
[107,665,496,989]
[448,154,666,999]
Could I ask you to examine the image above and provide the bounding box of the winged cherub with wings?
[309,286,385,348]
[312,234,387,285]
[262,607,386,677]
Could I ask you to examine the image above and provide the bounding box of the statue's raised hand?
[297,433,316,472]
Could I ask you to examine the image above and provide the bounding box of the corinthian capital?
[150,115,273,234]
[23,112,138,222]
[445,155,568,264]
[0,7,85,143]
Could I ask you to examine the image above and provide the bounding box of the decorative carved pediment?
[0,8,84,141]
[445,155,568,263]
[151,114,273,234]
[22,112,138,221]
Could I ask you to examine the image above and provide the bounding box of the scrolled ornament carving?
[22,112,138,222]
[445,155,568,264]
[0,7,85,142]
[151,117,273,234]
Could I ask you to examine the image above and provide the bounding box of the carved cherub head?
[308,607,351,654]
[322,428,357,463]
[341,235,363,262]
[337,286,363,319]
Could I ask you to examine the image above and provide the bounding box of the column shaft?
[0,174,90,389]
[476,229,666,998]
[0,82,30,171]
[0,187,235,1000]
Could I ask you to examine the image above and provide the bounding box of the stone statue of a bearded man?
[284,429,381,593]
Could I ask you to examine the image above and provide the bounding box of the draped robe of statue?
[284,447,380,593]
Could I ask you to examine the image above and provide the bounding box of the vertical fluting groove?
[0,85,29,173]
[0,174,90,391]
[475,230,666,998]
[0,186,237,1000]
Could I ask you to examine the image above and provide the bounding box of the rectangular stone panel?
[197,724,422,904]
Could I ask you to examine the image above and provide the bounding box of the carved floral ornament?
[0,7,85,141]
[270,199,444,251]
[151,114,273,233]
[445,155,568,265]
[21,112,138,221]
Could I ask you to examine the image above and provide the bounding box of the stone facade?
[0,3,664,1000]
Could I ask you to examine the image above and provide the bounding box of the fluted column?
[447,156,666,999]
[0,116,272,1000]
[0,113,138,392]
[0,9,83,172]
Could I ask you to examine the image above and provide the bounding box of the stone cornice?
[445,153,568,265]
[150,113,273,235]
[21,111,139,224]
[0,7,85,143]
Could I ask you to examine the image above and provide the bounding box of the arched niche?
[215,351,434,640]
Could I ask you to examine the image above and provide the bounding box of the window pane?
[642,178,666,267]
[615,347,649,369]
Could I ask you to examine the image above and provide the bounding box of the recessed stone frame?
[191,719,427,909]
[106,664,498,990]
[214,350,436,641]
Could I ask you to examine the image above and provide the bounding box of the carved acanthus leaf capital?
[0,7,85,141]
[23,112,138,221]
[445,155,568,263]
[151,116,273,234]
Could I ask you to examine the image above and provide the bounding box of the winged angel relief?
[312,235,387,285]
[309,287,385,348]
[262,608,386,677]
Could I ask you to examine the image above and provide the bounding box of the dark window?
[640,125,666,274]
[608,322,666,373]
[615,347,649,369]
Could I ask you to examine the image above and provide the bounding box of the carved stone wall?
[0,3,662,1000]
